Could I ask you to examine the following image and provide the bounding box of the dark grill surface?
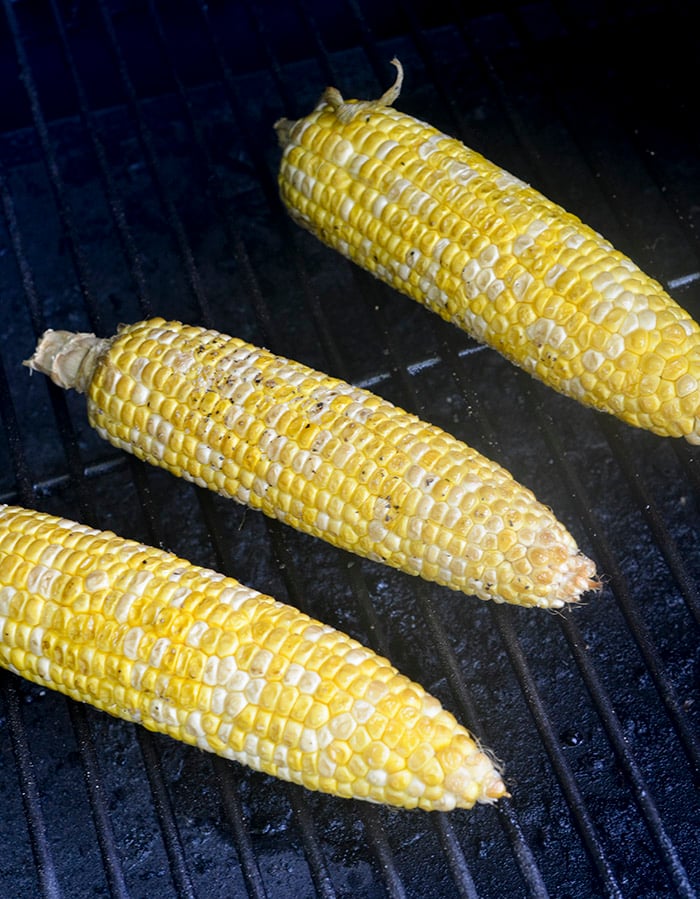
[0,2,698,897]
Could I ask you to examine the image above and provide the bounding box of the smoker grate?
[0,2,698,897]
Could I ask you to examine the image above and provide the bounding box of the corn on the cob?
[275,60,700,444]
[0,503,507,810]
[25,317,597,608]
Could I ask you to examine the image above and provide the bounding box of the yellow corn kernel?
[26,319,597,609]
[275,59,700,444]
[0,503,506,812]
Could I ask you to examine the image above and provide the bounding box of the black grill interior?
[0,2,698,897]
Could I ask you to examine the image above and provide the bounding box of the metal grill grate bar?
[1,0,101,331]
[136,728,197,899]
[601,421,700,626]
[67,705,132,899]
[94,0,211,319]
[1,3,193,893]
[0,355,60,899]
[2,677,61,899]
[46,0,151,313]
[493,604,623,899]
[533,395,700,774]
[286,789,337,899]
[561,614,696,898]
[432,814,480,899]
[213,754,270,899]
[0,103,129,898]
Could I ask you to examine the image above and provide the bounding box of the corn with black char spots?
[0,503,506,810]
[26,317,597,608]
[275,59,700,443]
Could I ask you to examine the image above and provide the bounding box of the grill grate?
[0,2,698,897]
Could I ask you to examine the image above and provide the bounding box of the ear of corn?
[26,318,597,609]
[275,59,700,444]
[0,503,506,811]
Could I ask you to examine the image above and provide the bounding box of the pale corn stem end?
[274,58,403,144]
[308,58,406,128]
[23,329,109,394]
[274,116,295,149]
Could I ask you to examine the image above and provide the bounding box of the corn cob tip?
[685,421,700,446]
[549,548,600,608]
[486,775,510,803]
[24,328,108,394]
[443,756,509,810]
